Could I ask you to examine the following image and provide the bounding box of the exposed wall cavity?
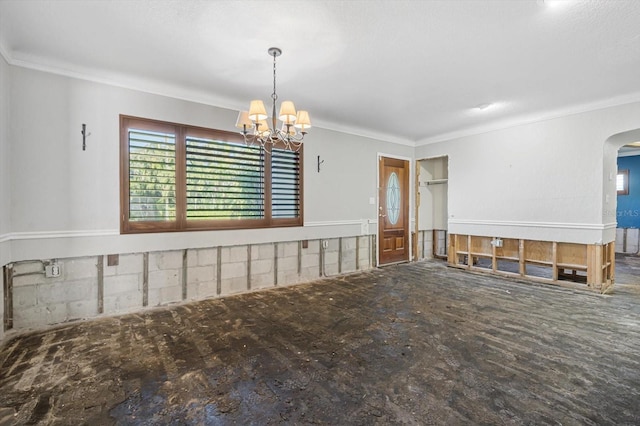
[3,236,373,334]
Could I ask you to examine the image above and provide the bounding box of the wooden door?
[378,156,410,265]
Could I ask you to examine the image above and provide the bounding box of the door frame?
[415,155,449,261]
[376,153,414,266]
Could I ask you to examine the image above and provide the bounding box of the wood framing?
[448,234,615,294]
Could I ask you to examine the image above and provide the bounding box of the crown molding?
[5,40,640,150]
[417,93,640,147]
[7,52,417,148]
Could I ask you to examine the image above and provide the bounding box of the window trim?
[120,115,303,234]
[617,169,629,196]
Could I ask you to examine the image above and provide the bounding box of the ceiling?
[1,0,640,146]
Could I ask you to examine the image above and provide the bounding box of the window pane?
[616,174,625,192]
[186,136,265,220]
[129,129,176,221]
[271,147,301,218]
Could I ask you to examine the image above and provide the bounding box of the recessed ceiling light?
[537,0,574,9]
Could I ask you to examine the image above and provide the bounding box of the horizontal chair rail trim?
[449,219,617,231]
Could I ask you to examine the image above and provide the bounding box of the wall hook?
[81,123,91,151]
[317,155,324,173]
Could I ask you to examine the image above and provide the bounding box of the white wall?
[6,66,412,263]
[415,101,640,245]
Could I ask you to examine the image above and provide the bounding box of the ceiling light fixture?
[235,47,311,153]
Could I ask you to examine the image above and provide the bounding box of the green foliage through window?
[120,116,303,233]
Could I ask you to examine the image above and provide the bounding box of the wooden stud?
[143,252,149,307]
[182,249,188,300]
[3,265,14,331]
[247,245,252,291]
[356,236,360,271]
[492,238,497,272]
[552,242,558,281]
[519,239,525,276]
[97,256,104,314]
[338,237,343,274]
[274,242,279,286]
[216,247,222,295]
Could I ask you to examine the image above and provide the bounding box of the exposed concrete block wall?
[417,230,434,260]
[615,228,640,254]
[104,253,144,313]
[12,257,99,329]
[186,248,217,300]
[2,236,375,336]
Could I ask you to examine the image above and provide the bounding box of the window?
[120,116,302,233]
[617,169,629,196]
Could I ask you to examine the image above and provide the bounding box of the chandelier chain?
[272,51,278,102]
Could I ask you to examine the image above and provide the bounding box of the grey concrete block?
[251,273,274,290]
[221,277,247,295]
[37,280,95,305]
[221,262,247,280]
[104,253,143,277]
[301,253,319,268]
[283,241,299,258]
[221,246,248,263]
[149,251,183,271]
[342,237,357,250]
[303,241,320,254]
[64,257,97,280]
[149,286,182,306]
[104,274,141,296]
[13,272,47,288]
[191,280,217,300]
[159,285,182,304]
[67,300,97,320]
[14,302,68,329]
[252,243,274,261]
[148,270,180,289]
[13,285,37,309]
[187,248,217,267]
[251,258,273,276]
[278,271,302,286]
[104,292,142,314]
[278,256,298,272]
[300,266,320,281]
[13,261,44,276]
[187,265,215,285]
[324,251,339,265]
[342,260,357,274]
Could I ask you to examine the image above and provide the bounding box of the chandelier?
[235,47,311,152]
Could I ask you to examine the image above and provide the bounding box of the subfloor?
[1,258,640,425]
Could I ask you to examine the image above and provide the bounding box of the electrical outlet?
[45,263,61,278]
[322,240,329,249]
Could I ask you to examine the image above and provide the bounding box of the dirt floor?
[1,257,640,425]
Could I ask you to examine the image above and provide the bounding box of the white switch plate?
[369,197,375,205]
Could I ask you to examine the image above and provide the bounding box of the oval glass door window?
[386,172,400,225]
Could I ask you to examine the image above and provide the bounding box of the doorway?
[416,156,448,260]
[378,156,410,266]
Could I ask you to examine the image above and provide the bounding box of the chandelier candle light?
[235,47,311,152]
